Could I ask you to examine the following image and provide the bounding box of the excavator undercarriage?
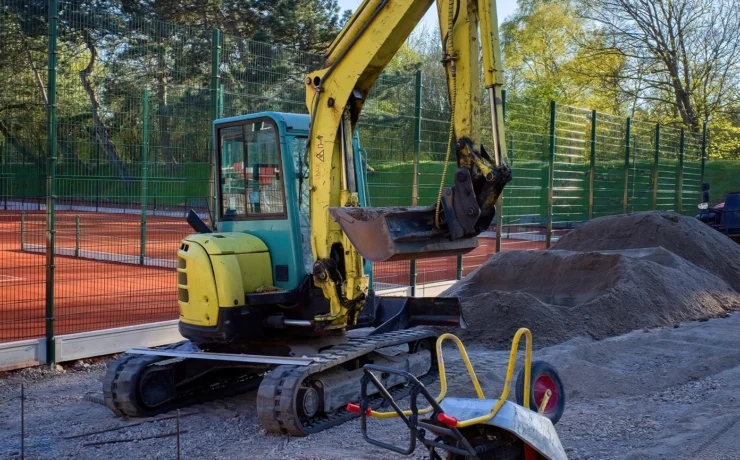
[104,292,463,436]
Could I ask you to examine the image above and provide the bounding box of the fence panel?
[0,0,49,343]
[220,35,320,116]
[627,120,657,213]
[415,71,461,282]
[552,104,590,240]
[682,130,704,215]
[44,1,212,338]
[657,126,682,211]
[592,113,627,218]
[499,96,549,252]
[360,73,419,288]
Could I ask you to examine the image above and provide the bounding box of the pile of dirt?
[552,211,740,291]
[443,212,740,347]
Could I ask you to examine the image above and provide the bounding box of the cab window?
[219,120,286,220]
[292,136,309,218]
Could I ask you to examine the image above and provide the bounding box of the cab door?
[216,117,303,290]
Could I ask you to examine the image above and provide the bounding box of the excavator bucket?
[329,206,479,262]
[370,296,467,335]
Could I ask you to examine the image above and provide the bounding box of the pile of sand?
[443,212,740,347]
[552,211,740,291]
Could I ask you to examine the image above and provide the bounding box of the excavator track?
[104,344,264,417]
[257,329,437,436]
[104,329,436,435]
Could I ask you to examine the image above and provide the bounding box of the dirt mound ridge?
[552,211,740,292]
[443,247,740,347]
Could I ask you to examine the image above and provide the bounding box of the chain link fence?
[0,0,708,361]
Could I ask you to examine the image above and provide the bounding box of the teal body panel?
[213,112,372,291]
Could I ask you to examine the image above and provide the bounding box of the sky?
[336,0,518,29]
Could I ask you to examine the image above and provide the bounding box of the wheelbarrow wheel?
[515,360,565,425]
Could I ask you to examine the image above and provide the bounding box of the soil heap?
[552,211,740,291]
[443,212,740,347]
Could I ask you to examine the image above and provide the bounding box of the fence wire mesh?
[628,120,657,213]
[500,96,549,252]
[0,0,709,350]
[552,104,591,236]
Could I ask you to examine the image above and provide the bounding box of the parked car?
[697,182,740,243]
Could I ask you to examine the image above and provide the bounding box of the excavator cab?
[179,111,465,344]
[213,112,369,290]
[178,112,373,342]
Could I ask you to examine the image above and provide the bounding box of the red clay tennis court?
[0,212,178,342]
[0,210,548,343]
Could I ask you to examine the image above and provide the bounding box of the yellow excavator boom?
[304,0,511,327]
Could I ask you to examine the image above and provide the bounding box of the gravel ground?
[2,314,740,459]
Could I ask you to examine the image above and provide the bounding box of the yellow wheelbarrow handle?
[366,328,534,429]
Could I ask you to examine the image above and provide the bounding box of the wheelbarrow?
[347,329,568,459]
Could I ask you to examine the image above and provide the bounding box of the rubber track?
[103,346,263,417]
[256,329,437,436]
[104,354,162,416]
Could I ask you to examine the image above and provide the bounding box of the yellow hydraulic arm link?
[304,0,509,328]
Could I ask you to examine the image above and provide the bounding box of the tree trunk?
[157,49,176,167]
[79,28,129,181]
[0,119,40,164]
[19,32,48,106]
[19,32,84,164]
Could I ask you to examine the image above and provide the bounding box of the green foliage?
[263,0,349,52]
[119,0,349,53]
[0,0,348,167]
[708,115,740,160]
[501,0,624,112]
[0,0,351,208]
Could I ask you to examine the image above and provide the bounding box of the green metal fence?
[0,0,709,361]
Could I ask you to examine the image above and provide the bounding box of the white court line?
[0,275,24,282]
[22,244,177,269]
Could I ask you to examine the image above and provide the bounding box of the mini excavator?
[104,0,513,437]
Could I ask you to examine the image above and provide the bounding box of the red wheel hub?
[533,374,558,413]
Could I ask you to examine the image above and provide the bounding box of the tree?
[707,110,740,158]
[262,0,351,53]
[501,0,624,112]
[580,0,740,130]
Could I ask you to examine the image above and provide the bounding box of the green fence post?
[546,100,556,248]
[701,120,707,185]
[410,70,422,295]
[456,256,463,280]
[75,215,80,258]
[219,83,225,118]
[677,128,685,213]
[623,117,631,214]
[210,29,221,145]
[652,124,660,210]
[140,89,149,265]
[409,261,417,295]
[94,142,101,211]
[412,70,422,207]
[588,110,597,220]
[45,0,58,365]
[210,29,222,227]
[20,211,25,250]
[496,89,507,253]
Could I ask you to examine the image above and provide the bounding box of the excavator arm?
[305,0,511,327]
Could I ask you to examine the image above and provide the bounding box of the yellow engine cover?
[177,232,273,327]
